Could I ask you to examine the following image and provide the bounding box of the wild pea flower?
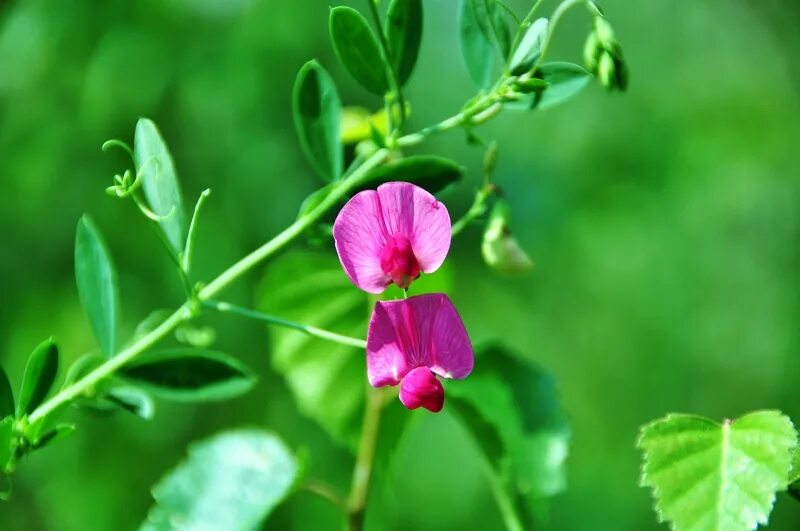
[366,293,473,412]
[333,182,451,294]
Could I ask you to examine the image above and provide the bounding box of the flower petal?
[333,190,390,293]
[376,182,451,274]
[366,294,473,388]
[399,366,444,412]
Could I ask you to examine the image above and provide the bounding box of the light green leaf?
[16,339,59,417]
[32,423,75,450]
[638,410,798,531]
[509,17,548,75]
[141,430,298,531]
[506,62,591,111]
[357,155,464,195]
[292,61,343,182]
[75,215,119,356]
[460,0,511,89]
[386,0,423,86]
[0,367,13,419]
[447,344,570,524]
[120,349,256,402]
[329,7,390,95]
[258,251,450,448]
[106,386,155,420]
[133,118,187,254]
[0,417,13,474]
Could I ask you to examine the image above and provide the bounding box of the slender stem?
[539,0,586,62]
[451,186,491,237]
[510,0,545,52]
[347,386,387,531]
[183,188,212,277]
[204,300,367,349]
[485,468,525,531]
[365,0,407,128]
[395,93,499,148]
[303,479,347,510]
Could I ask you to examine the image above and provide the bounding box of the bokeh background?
[1,0,798,529]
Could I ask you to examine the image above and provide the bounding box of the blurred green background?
[1,0,798,529]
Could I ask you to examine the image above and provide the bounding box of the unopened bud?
[481,200,534,275]
[583,31,602,74]
[483,141,499,178]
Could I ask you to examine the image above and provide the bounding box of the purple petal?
[376,182,451,274]
[399,366,444,412]
[366,294,473,388]
[333,190,390,293]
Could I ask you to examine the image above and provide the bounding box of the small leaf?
[509,17,548,74]
[505,62,591,111]
[106,386,155,420]
[16,339,59,417]
[75,215,119,356]
[386,0,423,86]
[62,353,106,388]
[460,0,512,89]
[638,410,798,531]
[447,344,569,524]
[0,417,13,474]
[297,184,335,220]
[120,349,256,402]
[329,6,390,95]
[32,424,75,450]
[293,61,343,182]
[141,430,298,531]
[134,118,187,254]
[0,368,13,419]
[358,155,464,195]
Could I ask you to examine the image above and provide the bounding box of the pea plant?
[0,1,796,530]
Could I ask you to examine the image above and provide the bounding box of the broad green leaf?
[447,344,570,524]
[292,61,343,182]
[134,118,187,254]
[258,251,450,448]
[141,430,298,531]
[357,155,464,195]
[460,0,511,89]
[0,417,13,474]
[638,410,798,531]
[75,215,119,356]
[16,339,59,417]
[120,349,256,402]
[0,368,13,419]
[32,423,75,450]
[329,7,390,95]
[386,0,423,86]
[509,17,548,75]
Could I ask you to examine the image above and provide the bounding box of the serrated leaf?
[258,251,450,448]
[293,61,343,182]
[75,215,119,357]
[638,410,798,531]
[141,430,298,531]
[386,0,423,86]
[509,17,548,75]
[134,118,187,254]
[0,368,13,419]
[460,0,512,89]
[120,349,256,402]
[16,339,59,417]
[447,344,569,524]
[329,7,390,95]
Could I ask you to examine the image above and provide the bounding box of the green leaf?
[447,344,570,524]
[32,423,75,450]
[62,353,106,388]
[0,368,13,419]
[297,183,335,220]
[133,118,187,254]
[509,17,548,75]
[16,339,59,417]
[506,62,591,111]
[0,417,13,474]
[258,251,451,448]
[357,155,464,195]
[386,0,423,86]
[120,349,256,402]
[141,430,298,531]
[329,6,390,96]
[460,0,512,89]
[75,215,119,356]
[106,386,155,420]
[638,410,798,531]
[292,61,343,182]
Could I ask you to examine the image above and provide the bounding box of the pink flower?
[333,182,451,293]
[366,293,474,412]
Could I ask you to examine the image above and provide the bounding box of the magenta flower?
[333,182,451,293]
[366,293,474,412]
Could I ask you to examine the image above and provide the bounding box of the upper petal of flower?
[333,190,390,294]
[375,182,451,274]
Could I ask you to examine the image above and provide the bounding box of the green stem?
[539,0,586,62]
[451,186,491,237]
[486,468,525,531]
[204,300,366,349]
[347,386,387,531]
[510,0,546,52]
[303,479,347,510]
[365,0,407,128]
[395,93,500,148]
[182,188,212,277]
